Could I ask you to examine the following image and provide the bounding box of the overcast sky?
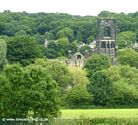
[0,0,138,16]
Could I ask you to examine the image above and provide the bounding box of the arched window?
[77,55,81,59]
[104,26,111,37]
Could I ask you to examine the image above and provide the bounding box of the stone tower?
[96,19,116,57]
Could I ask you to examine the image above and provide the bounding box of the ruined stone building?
[96,19,117,57]
[45,18,117,67]
[67,52,84,67]
[67,18,117,67]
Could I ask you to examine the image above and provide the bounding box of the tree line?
[0,10,138,58]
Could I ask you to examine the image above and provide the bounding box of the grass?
[61,109,138,119]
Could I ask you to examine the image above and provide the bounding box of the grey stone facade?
[67,52,84,67]
[96,19,117,57]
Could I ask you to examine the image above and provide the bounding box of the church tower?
[96,19,116,57]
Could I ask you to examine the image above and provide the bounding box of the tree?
[45,38,70,58]
[117,48,138,68]
[76,31,82,42]
[34,59,73,95]
[105,65,138,105]
[79,45,92,56]
[77,23,95,43]
[98,11,113,18]
[0,39,7,70]
[34,33,45,44]
[0,22,16,36]
[69,41,78,54]
[87,70,114,106]
[117,31,136,48]
[45,41,59,59]
[37,23,48,34]
[87,65,138,106]
[66,85,92,107]
[68,67,89,86]
[0,64,60,118]
[61,67,91,107]
[45,32,55,40]
[15,30,27,36]
[57,38,70,57]
[87,35,94,44]
[7,35,43,66]
[84,54,111,78]
[136,30,138,42]
[57,27,74,42]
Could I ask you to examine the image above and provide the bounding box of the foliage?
[87,65,138,106]
[106,65,138,105]
[57,27,74,42]
[7,35,43,66]
[87,70,114,105]
[34,33,45,44]
[45,41,59,59]
[0,11,138,110]
[0,11,137,58]
[76,31,82,42]
[0,39,7,70]
[45,31,55,40]
[117,48,138,68]
[45,38,70,58]
[0,11,137,42]
[69,41,78,54]
[0,64,60,118]
[79,45,92,56]
[15,30,27,36]
[118,31,136,48]
[68,67,89,86]
[77,22,96,43]
[84,54,111,78]
[57,38,70,57]
[66,85,92,106]
[63,67,91,107]
[87,35,94,43]
[34,59,73,94]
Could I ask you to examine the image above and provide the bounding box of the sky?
[0,0,138,16]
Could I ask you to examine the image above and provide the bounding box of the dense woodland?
[0,11,138,118]
[0,10,138,58]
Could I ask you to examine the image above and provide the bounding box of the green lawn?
[61,109,138,119]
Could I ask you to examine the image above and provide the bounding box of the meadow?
[1,109,138,125]
[61,109,138,119]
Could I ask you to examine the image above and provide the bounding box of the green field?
[61,109,138,119]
